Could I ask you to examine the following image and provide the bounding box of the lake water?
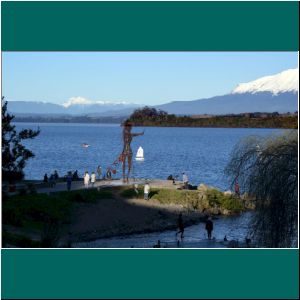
[74,212,254,248]
[15,123,283,190]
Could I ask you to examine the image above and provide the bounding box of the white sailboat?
[135,146,144,161]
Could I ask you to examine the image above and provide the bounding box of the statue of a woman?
[120,121,144,183]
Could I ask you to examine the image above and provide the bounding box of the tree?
[225,130,298,247]
[2,97,40,183]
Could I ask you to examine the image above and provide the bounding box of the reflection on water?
[74,212,254,248]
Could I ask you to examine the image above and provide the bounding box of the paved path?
[36,179,182,194]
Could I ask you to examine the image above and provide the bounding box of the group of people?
[167,172,189,189]
[42,164,118,191]
[96,165,115,181]
[133,181,151,200]
[176,214,214,243]
[83,171,97,189]
[168,172,241,196]
[43,170,59,187]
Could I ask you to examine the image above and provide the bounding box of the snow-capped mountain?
[62,97,130,108]
[7,97,140,116]
[232,69,298,95]
[157,68,298,115]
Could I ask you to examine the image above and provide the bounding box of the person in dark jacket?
[205,217,214,239]
[72,170,79,181]
[176,213,184,242]
[66,171,72,191]
[54,170,59,180]
[43,173,48,183]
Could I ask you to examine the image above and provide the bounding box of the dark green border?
[1,249,299,299]
[1,1,299,51]
[1,1,299,299]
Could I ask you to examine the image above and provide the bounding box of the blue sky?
[2,52,298,105]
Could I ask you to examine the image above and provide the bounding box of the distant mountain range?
[7,98,139,116]
[7,68,298,118]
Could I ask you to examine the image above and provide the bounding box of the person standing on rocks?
[205,216,214,239]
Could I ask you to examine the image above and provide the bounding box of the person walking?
[182,172,189,189]
[176,213,184,242]
[91,172,96,188]
[97,165,102,179]
[144,182,150,200]
[84,171,90,189]
[205,216,214,239]
[66,171,72,191]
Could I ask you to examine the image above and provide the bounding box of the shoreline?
[3,179,253,248]
[67,209,207,245]
[14,120,296,129]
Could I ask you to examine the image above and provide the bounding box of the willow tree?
[2,97,40,183]
[225,130,298,248]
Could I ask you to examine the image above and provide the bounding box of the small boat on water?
[81,143,90,148]
[135,146,144,161]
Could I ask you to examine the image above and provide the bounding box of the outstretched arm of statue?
[131,131,144,137]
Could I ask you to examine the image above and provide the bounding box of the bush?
[206,189,243,212]
[151,189,199,206]
[149,188,244,214]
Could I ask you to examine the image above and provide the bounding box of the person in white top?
[182,172,189,189]
[84,171,90,189]
[91,172,96,187]
[144,182,150,200]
